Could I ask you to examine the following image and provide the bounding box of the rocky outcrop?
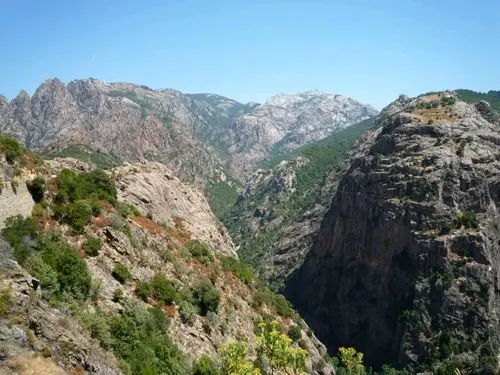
[112,161,237,257]
[286,93,500,372]
[0,255,122,374]
[0,155,35,229]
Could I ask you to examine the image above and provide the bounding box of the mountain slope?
[219,91,378,176]
[286,93,500,373]
[225,118,375,287]
[1,80,377,184]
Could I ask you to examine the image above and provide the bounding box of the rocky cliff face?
[286,93,500,372]
[1,80,376,182]
[226,119,375,288]
[220,91,377,176]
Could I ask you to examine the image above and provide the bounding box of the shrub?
[62,201,93,234]
[2,215,40,264]
[0,286,11,316]
[25,254,59,300]
[221,256,254,285]
[192,355,221,375]
[203,311,219,334]
[113,288,124,302]
[288,324,302,341]
[32,203,45,217]
[179,300,196,326]
[112,263,133,284]
[151,274,177,304]
[116,202,141,218]
[186,240,213,265]
[193,278,220,316]
[457,211,479,229]
[26,177,46,202]
[137,281,153,302]
[84,235,102,256]
[55,168,117,205]
[37,233,92,300]
[0,133,26,164]
[253,287,294,318]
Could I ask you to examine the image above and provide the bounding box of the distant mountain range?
[0,78,377,182]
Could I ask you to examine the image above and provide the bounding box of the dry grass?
[133,215,163,236]
[9,353,67,375]
[91,215,112,229]
[412,107,456,125]
[46,178,58,193]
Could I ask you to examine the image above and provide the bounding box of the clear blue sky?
[1,0,499,109]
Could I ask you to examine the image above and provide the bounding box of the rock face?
[0,155,35,229]
[112,161,237,257]
[227,118,375,287]
[1,79,376,181]
[286,93,500,372]
[220,90,378,176]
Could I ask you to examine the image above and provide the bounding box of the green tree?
[193,278,220,316]
[192,355,222,375]
[338,347,365,375]
[256,320,308,375]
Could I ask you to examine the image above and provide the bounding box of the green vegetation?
[220,256,254,285]
[84,235,102,256]
[2,215,40,264]
[204,176,242,221]
[0,133,26,165]
[288,324,302,342]
[456,89,500,112]
[151,274,177,304]
[252,286,294,318]
[0,285,12,316]
[136,281,153,302]
[112,263,133,284]
[179,300,196,325]
[61,200,99,234]
[116,202,141,218]
[193,277,220,316]
[26,177,46,202]
[227,118,375,275]
[192,356,221,375]
[54,147,119,169]
[186,240,214,265]
[81,299,188,375]
[55,168,117,205]
[456,211,479,229]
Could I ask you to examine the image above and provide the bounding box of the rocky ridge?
[0,79,376,182]
[286,93,500,373]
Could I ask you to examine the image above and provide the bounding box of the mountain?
[456,89,500,112]
[0,143,334,374]
[0,79,377,184]
[224,118,376,288]
[285,93,500,372]
[219,90,378,176]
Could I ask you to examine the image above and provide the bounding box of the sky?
[0,0,499,109]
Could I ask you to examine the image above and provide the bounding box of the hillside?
[223,118,375,288]
[0,136,334,375]
[286,92,500,373]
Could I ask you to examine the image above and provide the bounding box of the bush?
[151,274,177,304]
[0,286,11,316]
[37,233,92,300]
[112,263,133,284]
[203,311,219,334]
[55,168,117,205]
[0,133,26,164]
[32,203,45,217]
[137,281,153,302]
[179,300,196,326]
[253,287,294,318]
[113,288,124,302]
[62,201,93,234]
[116,202,141,218]
[193,278,220,316]
[457,211,479,229]
[186,240,213,265]
[84,235,102,256]
[25,255,59,299]
[2,215,40,264]
[288,324,302,341]
[220,256,254,285]
[26,177,46,202]
[192,355,221,375]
